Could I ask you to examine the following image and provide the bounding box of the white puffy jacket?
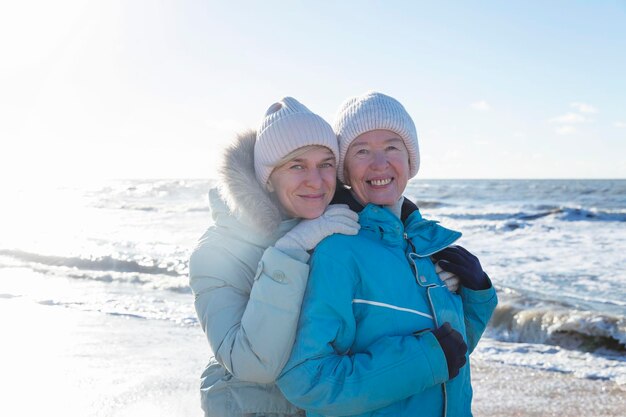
[189,131,307,417]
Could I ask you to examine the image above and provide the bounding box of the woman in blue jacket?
[278,92,498,417]
[189,97,361,417]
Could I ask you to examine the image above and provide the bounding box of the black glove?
[431,245,491,290]
[432,322,467,380]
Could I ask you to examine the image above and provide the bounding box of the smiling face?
[267,146,337,219]
[344,129,410,206]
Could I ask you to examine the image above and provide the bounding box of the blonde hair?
[273,145,335,170]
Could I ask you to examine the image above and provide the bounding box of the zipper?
[404,233,417,276]
[442,383,448,417]
[427,285,447,417]
[406,233,449,417]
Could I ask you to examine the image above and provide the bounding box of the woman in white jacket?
[189,97,360,417]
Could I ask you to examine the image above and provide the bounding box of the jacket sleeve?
[189,233,310,384]
[277,248,450,416]
[460,280,498,354]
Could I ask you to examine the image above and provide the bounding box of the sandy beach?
[2,296,623,417]
[471,358,625,417]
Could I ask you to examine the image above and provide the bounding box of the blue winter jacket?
[278,203,498,417]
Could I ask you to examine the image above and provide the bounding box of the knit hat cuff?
[254,112,338,187]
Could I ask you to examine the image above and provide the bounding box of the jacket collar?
[330,183,364,212]
[357,202,462,256]
[404,210,462,257]
[332,184,421,223]
[208,188,298,246]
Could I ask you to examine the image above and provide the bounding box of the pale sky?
[2,0,625,182]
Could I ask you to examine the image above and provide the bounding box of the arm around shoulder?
[190,233,310,383]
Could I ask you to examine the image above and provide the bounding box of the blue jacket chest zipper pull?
[404,233,427,285]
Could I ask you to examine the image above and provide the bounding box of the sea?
[1,179,625,386]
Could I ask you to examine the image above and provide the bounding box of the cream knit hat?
[254,97,339,188]
[333,91,420,183]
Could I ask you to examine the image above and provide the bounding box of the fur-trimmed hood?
[215,130,283,235]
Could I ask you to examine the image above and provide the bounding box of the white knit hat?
[254,97,339,188]
[333,91,420,183]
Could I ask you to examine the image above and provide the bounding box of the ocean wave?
[62,270,192,294]
[487,301,626,353]
[443,206,626,224]
[416,200,448,209]
[475,337,626,385]
[558,207,626,222]
[94,203,210,213]
[87,179,213,213]
[36,298,198,326]
[0,293,21,299]
[0,249,186,277]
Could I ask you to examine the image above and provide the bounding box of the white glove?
[274,204,360,252]
[435,261,460,293]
